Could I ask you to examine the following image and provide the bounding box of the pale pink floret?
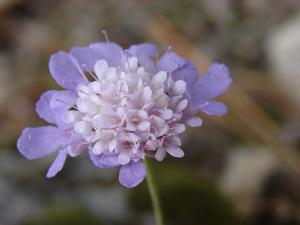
[64,55,192,168]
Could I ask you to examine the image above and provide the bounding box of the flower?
[17,41,232,188]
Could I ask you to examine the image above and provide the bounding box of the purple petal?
[50,90,78,128]
[119,161,146,188]
[35,90,57,124]
[172,62,198,93]
[17,126,68,160]
[166,146,185,158]
[185,117,203,127]
[198,100,228,116]
[128,43,158,72]
[155,148,166,161]
[156,51,187,73]
[36,90,77,127]
[49,90,78,109]
[193,63,232,99]
[89,42,126,67]
[49,51,87,90]
[67,141,88,157]
[89,150,120,168]
[46,149,68,178]
[70,46,103,71]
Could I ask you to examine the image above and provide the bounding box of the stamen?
[102,30,109,43]
[165,46,172,54]
[78,89,90,96]
[54,98,68,104]
[55,98,79,110]
[124,50,130,68]
[166,73,173,89]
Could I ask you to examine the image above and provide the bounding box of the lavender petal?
[36,90,77,128]
[156,51,187,72]
[172,62,198,92]
[119,161,146,188]
[128,43,158,72]
[193,63,232,100]
[17,126,68,160]
[46,149,68,178]
[35,90,57,124]
[49,51,87,90]
[198,100,228,116]
[89,42,126,68]
[89,150,120,168]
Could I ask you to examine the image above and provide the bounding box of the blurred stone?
[220,147,279,215]
[266,14,300,104]
[77,187,129,222]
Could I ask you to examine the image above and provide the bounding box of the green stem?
[144,158,165,225]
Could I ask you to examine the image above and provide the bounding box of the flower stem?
[144,158,165,225]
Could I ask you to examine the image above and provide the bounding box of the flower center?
[62,56,188,164]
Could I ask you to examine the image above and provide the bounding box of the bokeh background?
[1,0,300,224]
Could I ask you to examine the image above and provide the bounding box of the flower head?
[17,41,232,188]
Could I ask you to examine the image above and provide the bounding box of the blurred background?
[1,0,300,224]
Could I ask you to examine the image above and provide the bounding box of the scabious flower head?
[17,40,232,188]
